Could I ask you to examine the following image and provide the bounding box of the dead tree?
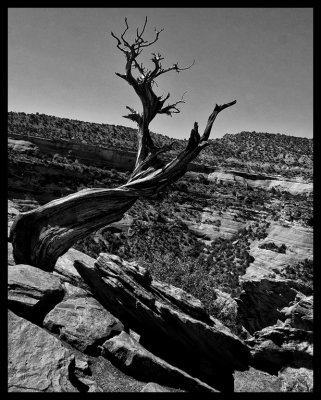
[9,17,236,271]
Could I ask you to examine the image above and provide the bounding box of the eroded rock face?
[186,211,245,241]
[234,367,283,392]
[246,325,313,375]
[8,200,20,221]
[44,294,124,355]
[279,367,313,392]
[8,201,20,265]
[74,253,251,392]
[8,243,15,266]
[208,170,313,195]
[236,277,312,334]
[280,295,313,331]
[101,331,218,392]
[245,224,313,280]
[211,289,247,337]
[8,310,77,392]
[8,264,65,323]
[8,138,39,155]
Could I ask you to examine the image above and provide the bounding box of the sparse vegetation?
[75,217,270,305]
[8,112,313,181]
[259,242,287,254]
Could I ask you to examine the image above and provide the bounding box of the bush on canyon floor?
[75,216,263,314]
[258,242,287,254]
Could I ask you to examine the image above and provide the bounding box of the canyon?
[8,115,313,392]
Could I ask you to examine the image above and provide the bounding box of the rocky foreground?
[8,200,313,392]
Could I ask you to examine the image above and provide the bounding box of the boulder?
[8,264,65,323]
[101,331,218,392]
[236,277,312,334]
[74,253,251,392]
[8,310,77,392]
[53,248,94,292]
[246,325,313,374]
[44,294,124,355]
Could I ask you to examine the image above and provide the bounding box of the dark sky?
[8,8,313,139]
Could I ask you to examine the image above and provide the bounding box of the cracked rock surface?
[8,310,77,392]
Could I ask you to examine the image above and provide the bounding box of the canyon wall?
[9,134,136,171]
[8,134,210,173]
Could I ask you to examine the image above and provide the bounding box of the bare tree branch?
[201,100,237,142]
[154,59,195,79]
[123,106,143,125]
[135,16,148,43]
[159,92,187,116]
[120,17,130,47]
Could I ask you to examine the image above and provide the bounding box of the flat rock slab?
[8,310,77,392]
[101,331,218,392]
[44,295,124,355]
[8,264,65,323]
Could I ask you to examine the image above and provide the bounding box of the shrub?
[258,242,287,253]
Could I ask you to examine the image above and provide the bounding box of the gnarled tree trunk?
[8,18,236,271]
